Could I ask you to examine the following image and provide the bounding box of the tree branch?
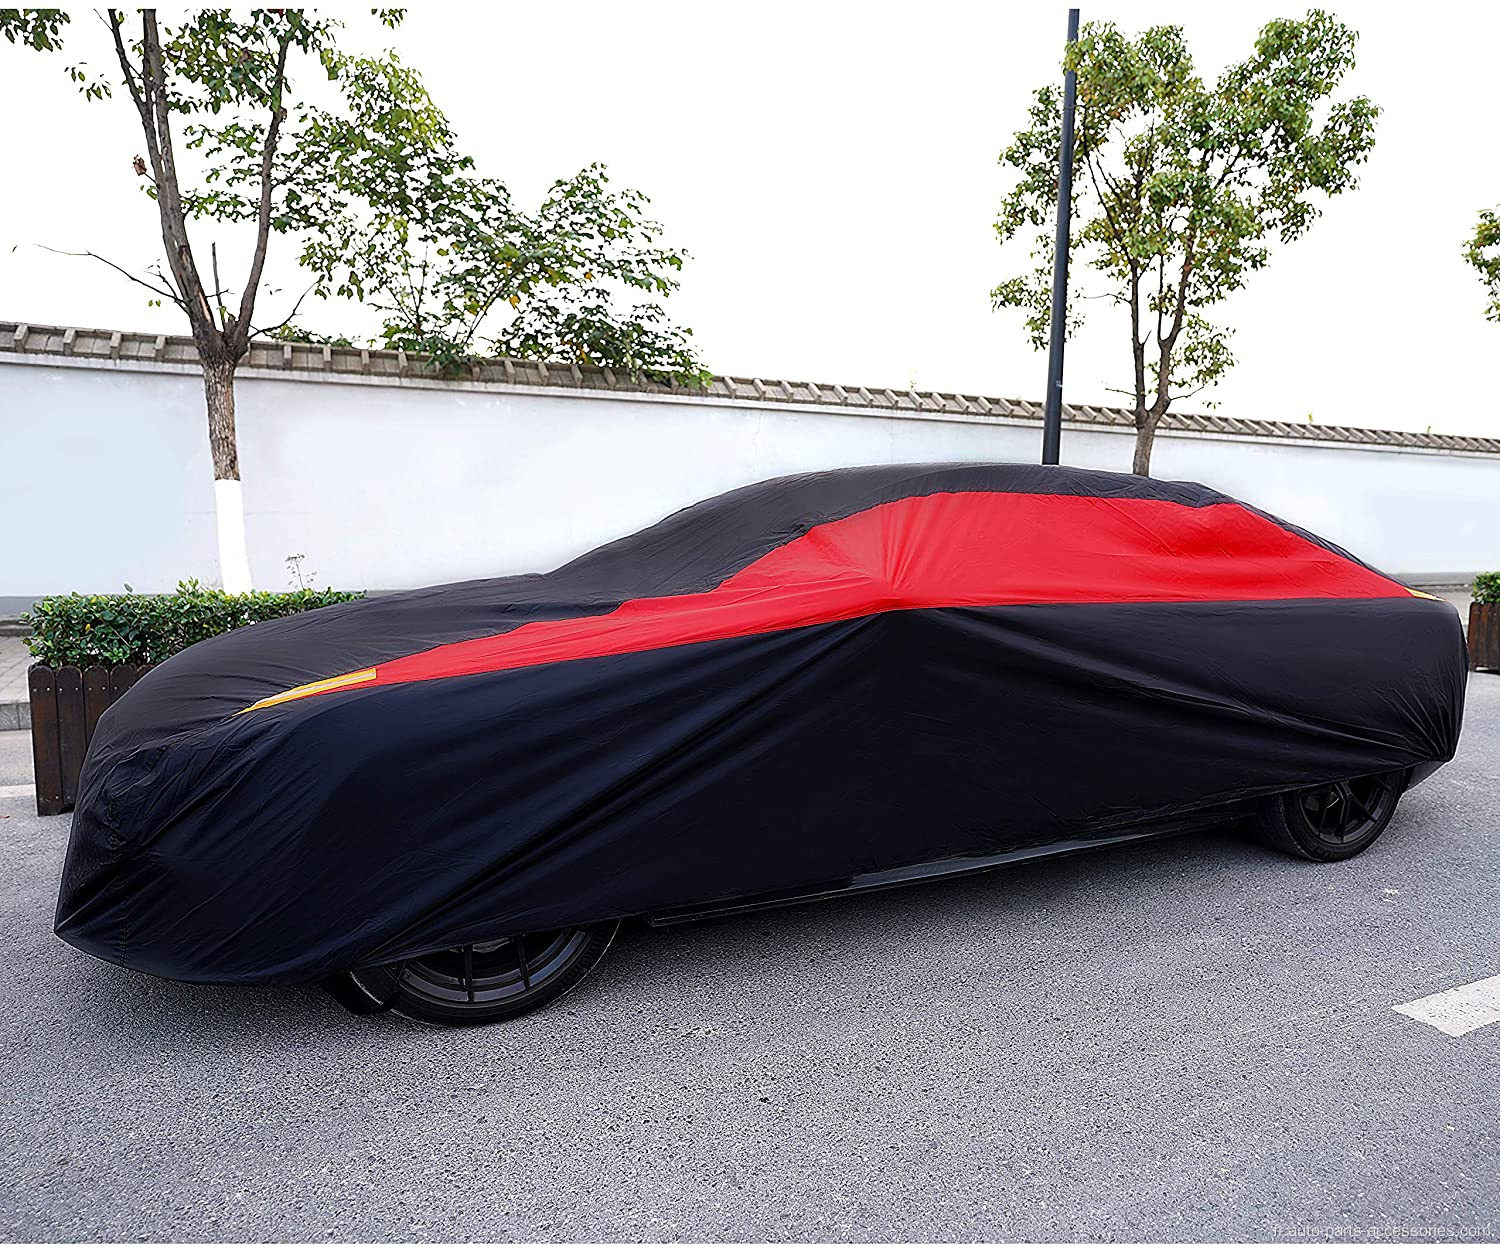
[1129,258,1145,419]
[104,9,153,145]
[140,10,214,340]
[1082,145,1131,257]
[231,30,293,354]
[38,244,185,308]
[1165,229,1196,348]
[249,282,317,337]
[1170,380,1214,404]
[211,241,224,331]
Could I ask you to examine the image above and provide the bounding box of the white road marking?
[1393,975,1500,1038]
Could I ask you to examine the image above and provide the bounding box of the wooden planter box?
[1472,603,1500,672]
[28,663,153,816]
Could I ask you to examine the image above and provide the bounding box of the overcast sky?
[2,2,1496,435]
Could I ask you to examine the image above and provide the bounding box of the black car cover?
[56,463,1467,984]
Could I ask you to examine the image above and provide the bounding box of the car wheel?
[1252,770,1407,862]
[331,921,620,1026]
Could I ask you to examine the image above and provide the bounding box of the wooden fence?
[1471,604,1500,672]
[28,664,152,816]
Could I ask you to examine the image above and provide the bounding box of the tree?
[4,15,705,591]
[290,52,703,380]
[992,11,1378,475]
[1466,208,1500,323]
[2,7,412,590]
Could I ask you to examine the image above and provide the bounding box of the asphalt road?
[1,680,1497,1243]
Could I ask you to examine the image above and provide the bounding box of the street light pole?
[1041,7,1080,466]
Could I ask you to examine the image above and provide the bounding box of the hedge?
[21,580,364,668]
[1475,573,1500,606]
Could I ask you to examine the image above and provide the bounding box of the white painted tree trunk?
[214,477,254,594]
[202,357,254,593]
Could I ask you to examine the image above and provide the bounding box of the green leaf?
[22,586,365,667]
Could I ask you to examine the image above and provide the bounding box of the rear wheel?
[331,921,620,1026]
[1252,770,1407,862]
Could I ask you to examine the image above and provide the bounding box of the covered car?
[55,463,1467,1023]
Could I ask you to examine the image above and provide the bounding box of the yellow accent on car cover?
[241,667,378,714]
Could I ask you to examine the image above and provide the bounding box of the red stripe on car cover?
[262,491,1413,707]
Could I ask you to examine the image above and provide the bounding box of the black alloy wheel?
[1252,770,1407,862]
[328,921,620,1025]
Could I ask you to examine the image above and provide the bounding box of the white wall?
[2,356,1496,595]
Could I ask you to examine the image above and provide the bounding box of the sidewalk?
[0,636,30,730]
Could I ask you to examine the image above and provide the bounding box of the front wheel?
[328,921,620,1026]
[1252,770,1407,862]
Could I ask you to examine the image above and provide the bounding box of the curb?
[0,700,30,732]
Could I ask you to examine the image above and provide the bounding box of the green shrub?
[21,580,365,668]
[1474,573,1500,606]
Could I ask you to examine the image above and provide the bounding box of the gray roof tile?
[4,319,1497,456]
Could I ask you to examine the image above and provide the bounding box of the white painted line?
[1393,975,1500,1038]
[0,783,37,800]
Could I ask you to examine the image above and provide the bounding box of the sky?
[2,1,1496,435]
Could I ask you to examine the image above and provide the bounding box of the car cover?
[55,462,1467,984]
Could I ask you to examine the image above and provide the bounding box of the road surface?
[1,678,1496,1241]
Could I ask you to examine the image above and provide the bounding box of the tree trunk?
[112,10,266,593]
[202,356,253,593]
[1132,415,1159,477]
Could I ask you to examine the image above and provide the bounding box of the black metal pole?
[1041,7,1080,466]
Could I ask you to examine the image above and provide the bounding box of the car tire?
[1251,770,1408,862]
[329,921,621,1026]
